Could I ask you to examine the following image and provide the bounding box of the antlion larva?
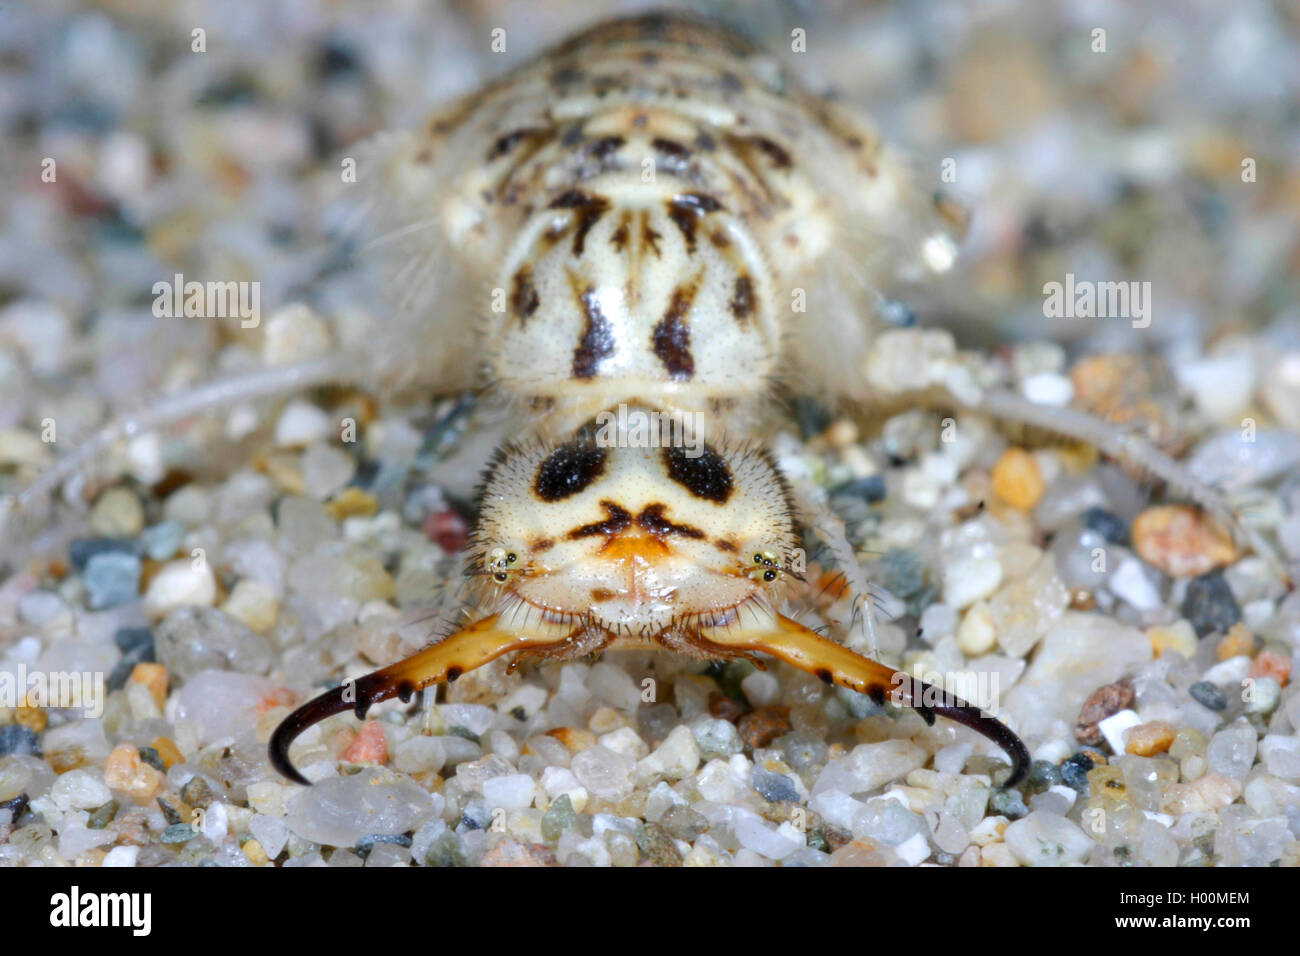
[257,13,1043,785]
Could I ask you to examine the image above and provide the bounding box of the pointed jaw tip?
[268,682,360,786]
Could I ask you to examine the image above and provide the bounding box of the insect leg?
[975,387,1285,582]
[1,354,355,550]
[854,329,1283,579]
[268,614,559,785]
[787,472,880,658]
[702,612,1029,786]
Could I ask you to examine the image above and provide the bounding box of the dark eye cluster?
[492,552,518,581]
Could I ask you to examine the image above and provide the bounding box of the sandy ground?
[1,0,1299,867]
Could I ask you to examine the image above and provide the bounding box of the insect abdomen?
[414,15,878,430]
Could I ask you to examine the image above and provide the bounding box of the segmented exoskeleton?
[8,13,1274,790]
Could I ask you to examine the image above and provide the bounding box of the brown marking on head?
[567,500,633,540]
[534,440,607,501]
[528,537,555,553]
[662,444,734,504]
[713,537,738,553]
[636,503,705,541]
[651,283,698,380]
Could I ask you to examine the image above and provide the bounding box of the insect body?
[268,13,1031,785]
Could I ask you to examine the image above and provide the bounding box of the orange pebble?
[1124,721,1176,756]
[1249,650,1292,687]
[546,726,597,752]
[129,662,168,710]
[150,736,185,768]
[341,720,387,765]
[104,743,164,803]
[15,702,46,732]
[991,447,1044,511]
[1216,623,1256,662]
[1131,505,1238,578]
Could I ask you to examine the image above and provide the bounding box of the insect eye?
[494,572,508,582]
[763,569,777,582]
[506,553,517,563]
[753,553,764,564]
